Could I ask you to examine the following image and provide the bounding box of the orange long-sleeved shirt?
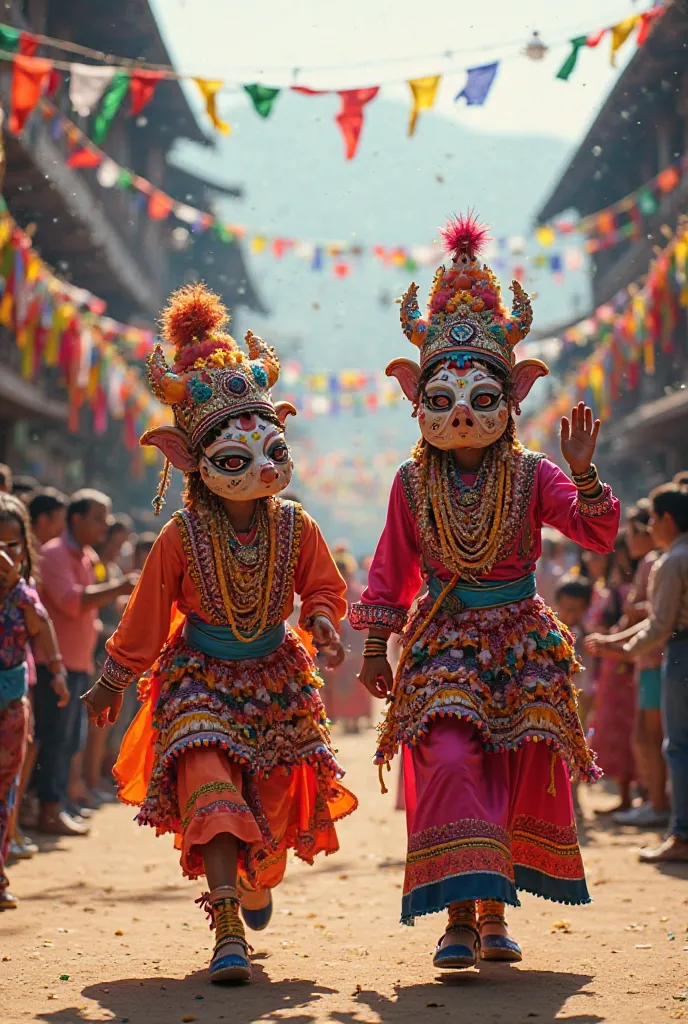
[105,510,346,680]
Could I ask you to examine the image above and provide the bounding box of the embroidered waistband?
[183,614,286,661]
[427,572,536,612]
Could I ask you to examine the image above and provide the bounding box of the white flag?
[69,64,116,118]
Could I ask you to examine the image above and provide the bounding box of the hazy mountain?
[172,92,580,548]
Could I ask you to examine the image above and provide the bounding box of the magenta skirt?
[401,717,589,924]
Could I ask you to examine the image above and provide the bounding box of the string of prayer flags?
[244,84,281,119]
[194,78,230,134]
[93,71,130,143]
[336,87,379,160]
[407,76,441,137]
[9,53,52,133]
[68,65,116,118]
[455,63,499,106]
[129,70,164,116]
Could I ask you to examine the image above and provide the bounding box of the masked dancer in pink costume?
[351,215,620,970]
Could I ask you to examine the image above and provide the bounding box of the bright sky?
[154,0,639,140]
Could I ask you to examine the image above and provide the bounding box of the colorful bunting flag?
[556,36,587,81]
[148,191,174,220]
[455,63,498,106]
[69,64,116,117]
[335,87,379,160]
[244,84,280,119]
[407,76,441,137]
[9,54,52,134]
[93,71,130,143]
[610,16,639,65]
[637,4,665,46]
[129,70,164,117]
[194,78,230,134]
[66,147,102,169]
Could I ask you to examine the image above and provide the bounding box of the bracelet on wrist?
[363,638,388,659]
[571,463,597,483]
[99,676,127,694]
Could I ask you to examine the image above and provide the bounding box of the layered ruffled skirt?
[379,595,598,922]
[114,624,357,884]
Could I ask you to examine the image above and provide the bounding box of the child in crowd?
[0,494,68,909]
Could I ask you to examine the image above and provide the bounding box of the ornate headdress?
[142,283,295,514]
[400,213,533,376]
[146,283,280,447]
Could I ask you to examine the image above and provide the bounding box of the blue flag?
[455,63,499,106]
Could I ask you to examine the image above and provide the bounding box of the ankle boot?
[197,885,251,983]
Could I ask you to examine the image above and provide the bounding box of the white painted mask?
[199,412,293,500]
[418,360,509,450]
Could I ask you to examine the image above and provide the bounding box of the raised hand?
[560,401,600,476]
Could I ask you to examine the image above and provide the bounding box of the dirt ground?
[1,728,687,1024]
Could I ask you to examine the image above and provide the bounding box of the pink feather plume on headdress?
[440,212,491,263]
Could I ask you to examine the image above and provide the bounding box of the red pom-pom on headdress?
[440,212,491,263]
[160,282,228,355]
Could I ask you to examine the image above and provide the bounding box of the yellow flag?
[535,225,556,248]
[0,290,13,328]
[407,76,441,137]
[194,78,230,135]
[610,16,639,65]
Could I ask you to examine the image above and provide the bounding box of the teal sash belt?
[0,662,28,710]
[184,614,286,661]
[427,572,536,612]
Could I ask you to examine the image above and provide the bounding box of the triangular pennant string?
[68,64,116,118]
[129,70,164,117]
[66,147,102,169]
[194,78,230,134]
[93,70,130,143]
[455,62,498,106]
[407,76,441,137]
[636,4,665,47]
[335,87,379,160]
[244,83,280,118]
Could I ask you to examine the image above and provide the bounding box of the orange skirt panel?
[175,747,355,886]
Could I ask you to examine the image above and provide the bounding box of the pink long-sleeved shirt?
[359,457,620,623]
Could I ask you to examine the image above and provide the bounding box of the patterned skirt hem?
[376,704,602,784]
[401,872,520,926]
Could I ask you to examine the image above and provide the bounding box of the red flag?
[335,87,379,160]
[19,32,37,56]
[9,54,52,134]
[66,147,102,169]
[148,190,174,220]
[129,70,164,117]
[637,4,665,46]
[585,28,606,48]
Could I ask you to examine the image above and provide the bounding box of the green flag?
[0,24,21,52]
[244,84,280,119]
[93,71,130,144]
[556,37,587,81]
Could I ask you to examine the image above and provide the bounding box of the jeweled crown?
[400,213,533,375]
[146,283,280,447]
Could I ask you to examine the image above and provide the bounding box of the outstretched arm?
[536,403,620,552]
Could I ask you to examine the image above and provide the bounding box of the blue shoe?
[209,947,252,984]
[432,926,480,970]
[480,933,522,962]
[241,890,273,932]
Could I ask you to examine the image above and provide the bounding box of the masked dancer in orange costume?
[82,285,357,984]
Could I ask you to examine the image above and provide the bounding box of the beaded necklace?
[414,438,539,577]
[208,498,276,641]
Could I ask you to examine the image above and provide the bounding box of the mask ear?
[140,426,197,472]
[386,358,421,402]
[511,359,549,405]
[274,401,297,426]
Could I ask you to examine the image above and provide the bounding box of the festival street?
[2,729,687,1024]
